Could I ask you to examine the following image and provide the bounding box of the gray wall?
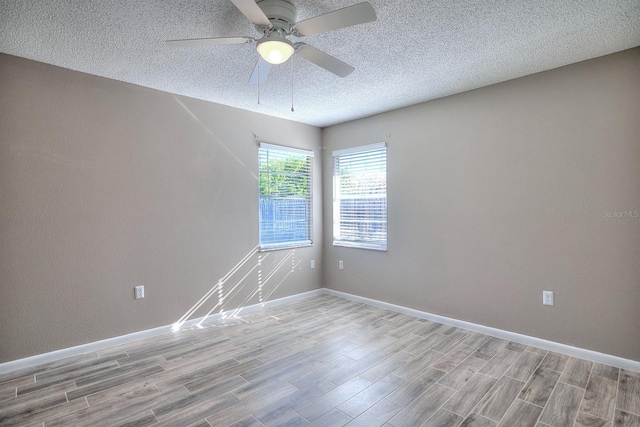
[2,48,639,365]
[322,48,640,361]
[0,54,323,363]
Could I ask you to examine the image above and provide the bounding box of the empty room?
[1,0,639,426]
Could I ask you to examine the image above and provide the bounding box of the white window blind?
[259,143,313,250]
[333,142,387,251]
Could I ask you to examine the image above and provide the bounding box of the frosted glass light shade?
[257,37,294,65]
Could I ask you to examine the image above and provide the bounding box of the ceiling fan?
[167,0,377,83]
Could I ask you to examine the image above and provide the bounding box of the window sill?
[333,241,387,251]
[259,241,313,252]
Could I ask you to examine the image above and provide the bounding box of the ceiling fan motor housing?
[257,0,297,33]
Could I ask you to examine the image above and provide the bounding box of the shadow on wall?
[171,246,301,331]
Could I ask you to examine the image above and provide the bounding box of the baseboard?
[323,288,640,372]
[4,287,637,375]
[0,288,324,375]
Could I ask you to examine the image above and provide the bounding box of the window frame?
[258,142,314,251]
[332,142,387,251]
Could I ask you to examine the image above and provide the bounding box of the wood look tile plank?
[0,392,68,425]
[475,376,525,422]
[345,336,397,360]
[420,408,463,427]
[180,359,261,393]
[478,349,520,379]
[431,331,469,354]
[614,410,640,427]
[618,370,640,416]
[0,388,16,402]
[206,383,298,426]
[388,383,455,427]
[226,416,264,427]
[251,379,335,424]
[1,381,75,412]
[460,333,491,350]
[580,374,616,421]
[358,351,413,384]
[73,357,164,388]
[472,337,507,361]
[338,374,406,418]
[154,392,240,427]
[116,410,159,427]
[387,320,427,339]
[324,349,396,386]
[392,350,444,380]
[308,408,352,427]
[558,357,592,389]
[442,373,498,417]
[386,368,445,407]
[438,357,488,390]
[431,345,477,373]
[345,397,402,427]
[574,411,611,427]
[159,359,241,389]
[383,333,426,356]
[413,322,444,337]
[17,361,117,396]
[403,333,448,355]
[539,352,569,372]
[86,367,184,405]
[496,399,542,427]
[259,410,309,426]
[67,364,164,401]
[242,351,311,383]
[439,325,460,335]
[591,364,619,381]
[518,367,561,407]
[57,387,188,427]
[460,413,497,427]
[160,344,240,372]
[504,342,527,353]
[0,375,35,392]
[504,351,544,382]
[290,356,355,389]
[538,382,584,427]
[153,375,246,420]
[2,394,88,427]
[0,353,99,384]
[296,376,372,422]
[526,346,548,355]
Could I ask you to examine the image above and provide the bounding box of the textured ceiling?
[1,0,639,127]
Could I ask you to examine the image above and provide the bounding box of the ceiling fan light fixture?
[257,34,294,65]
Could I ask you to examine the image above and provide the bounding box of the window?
[259,143,313,250]
[333,142,387,250]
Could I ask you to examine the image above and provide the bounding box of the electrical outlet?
[339,260,344,270]
[543,291,554,306]
[310,260,315,269]
[135,285,144,300]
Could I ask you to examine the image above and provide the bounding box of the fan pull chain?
[257,61,261,105]
[290,58,294,112]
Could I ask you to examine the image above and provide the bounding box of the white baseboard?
[323,288,640,372]
[0,288,324,375]
[3,287,637,375]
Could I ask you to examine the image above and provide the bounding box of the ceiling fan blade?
[166,37,254,47]
[229,0,272,27]
[249,57,272,84]
[295,43,354,77]
[293,2,376,37]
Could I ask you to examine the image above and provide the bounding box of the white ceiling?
[1,0,639,127]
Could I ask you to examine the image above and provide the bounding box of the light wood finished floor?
[1,295,639,427]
